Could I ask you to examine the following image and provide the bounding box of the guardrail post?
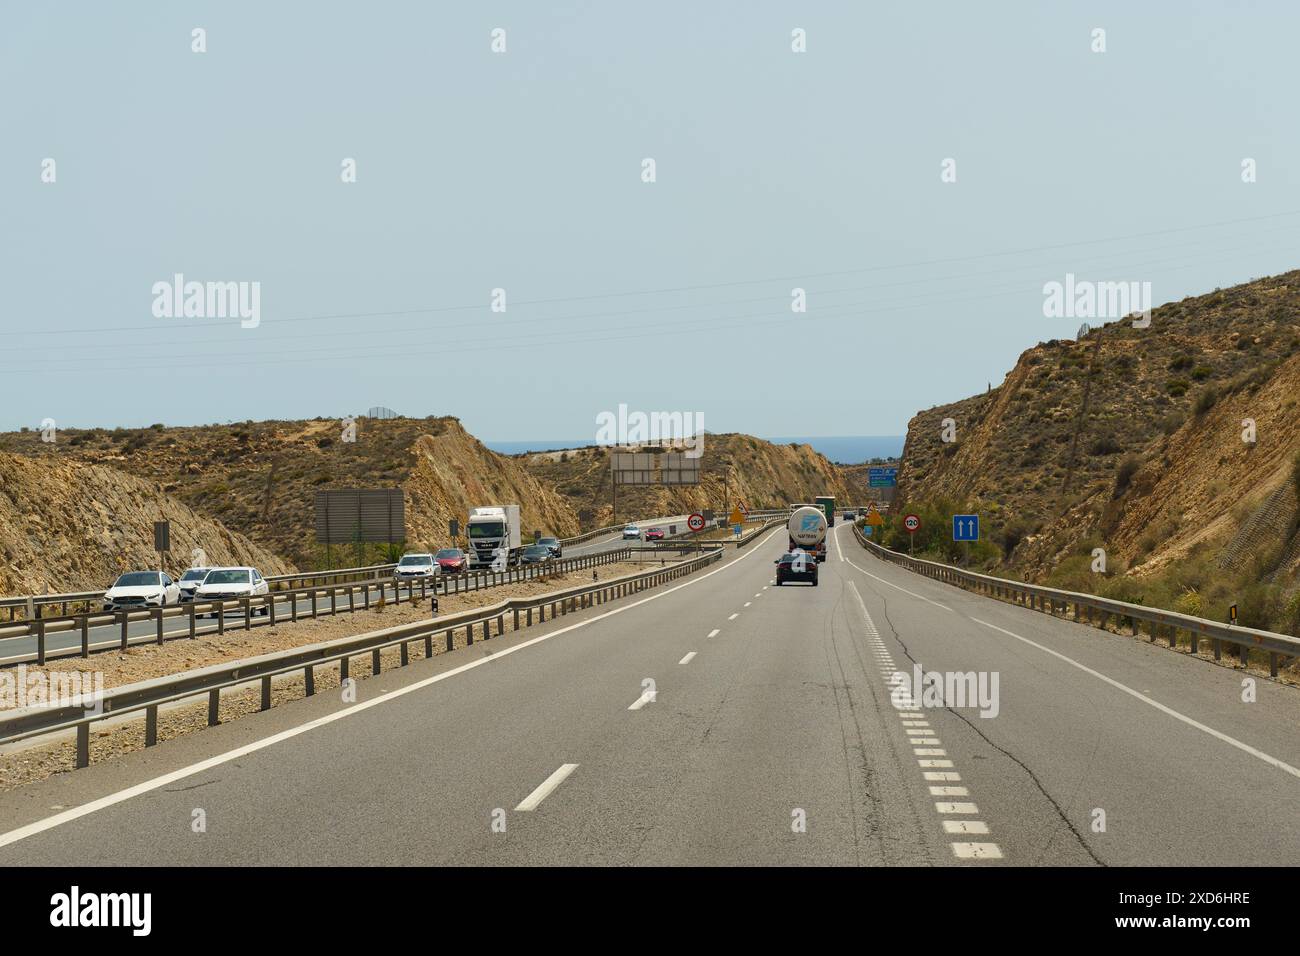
[208,689,220,726]
[80,615,90,657]
[372,649,382,675]
[155,607,164,644]
[527,607,533,626]
[242,598,251,629]
[424,632,433,657]
[482,621,490,642]
[1190,631,1199,655]
[400,641,409,666]
[340,656,350,681]
[445,630,453,653]
[497,614,504,636]
[330,589,337,616]
[305,664,315,696]
[1238,643,1248,666]
[76,723,89,769]
[311,591,318,618]
[119,611,129,650]
[260,676,272,711]
[145,705,158,746]
[269,596,277,626]
[1269,652,1278,677]
[1213,638,1221,661]
[35,619,46,665]
[466,625,473,646]
[513,608,520,630]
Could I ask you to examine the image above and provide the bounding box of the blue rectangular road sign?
[952,514,979,541]
[868,467,898,488]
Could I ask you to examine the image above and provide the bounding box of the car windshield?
[114,572,160,587]
[524,546,549,556]
[624,526,638,532]
[468,522,504,539]
[398,555,433,566]
[538,538,558,546]
[204,570,250,585]
[435,549,462,559]
[180,569,208,582]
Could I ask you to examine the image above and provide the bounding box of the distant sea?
[484,435,904,464]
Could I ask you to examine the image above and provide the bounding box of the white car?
[177,567,212,603]
[102,571,180,612]
[622,524,641,539]
[194,567,270,617]
[393,553,439,582]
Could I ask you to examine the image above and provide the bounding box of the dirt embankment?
[0,452,290,596]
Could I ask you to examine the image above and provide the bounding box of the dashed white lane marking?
[0,524,786,851]
[679,652,697,665]
[754,593,761,598]
[706,629,720,639]
[514,763,579,812]
[727,613,739,620]
[743,602,751,607]
[628,690,656,710]
[952,843,1004,859]
[935,802,980,814]
[971,617,1300,782]
[944,820,991,834]
[849,580,1001,862]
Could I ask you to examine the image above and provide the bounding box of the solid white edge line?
[971,616,1300,780]
[836,525,951,611]
[0,527,783,850]
[514,763,579,811]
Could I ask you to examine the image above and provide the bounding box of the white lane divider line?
[514,763,579,812]
[971,616,1300,782]
[679,652,697,665]
[849,580,1002,862]
[935,802,980,814]
[707,629,720,639]
[841,546,951,612]
[743,602,751,607]
[628,690,656,710]
[728,613,739,620]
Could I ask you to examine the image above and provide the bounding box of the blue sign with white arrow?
[952,514,979,541]
[868,466,898,487]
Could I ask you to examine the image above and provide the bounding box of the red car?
[435,548,468,573]
[645,528,665,541]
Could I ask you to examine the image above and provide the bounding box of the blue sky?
[3,1,1298,441]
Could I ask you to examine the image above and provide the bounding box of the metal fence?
[0,548,723,768]
[850,523,1300,677]
[1,548,637,666]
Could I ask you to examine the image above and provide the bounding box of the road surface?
[2,521,1297,865]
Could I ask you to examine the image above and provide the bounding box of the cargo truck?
[467,504,522,569]
[815,495,836,527]
[787,505,829,563]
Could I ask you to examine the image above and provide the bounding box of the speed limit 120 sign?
[903,514,921,533]
[687,513,706,532]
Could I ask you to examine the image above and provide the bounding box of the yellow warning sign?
[865,509,884,527]
[729,507,744,525]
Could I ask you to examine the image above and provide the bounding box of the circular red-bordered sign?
[687,513,706,532]
[903,514,921,533]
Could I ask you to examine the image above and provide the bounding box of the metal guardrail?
[850,523,1300,677]
[0,548,723,768]
[0,548,637,665]
[0,519,655,622]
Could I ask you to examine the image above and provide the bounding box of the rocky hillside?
[0,417,578,569]
[522,433,860,525]
[0,452,289,595]
[894,269,1300,632]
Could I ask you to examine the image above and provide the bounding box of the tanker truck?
[787,505,829,563]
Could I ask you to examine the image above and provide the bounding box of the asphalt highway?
[2,520,1297,865]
